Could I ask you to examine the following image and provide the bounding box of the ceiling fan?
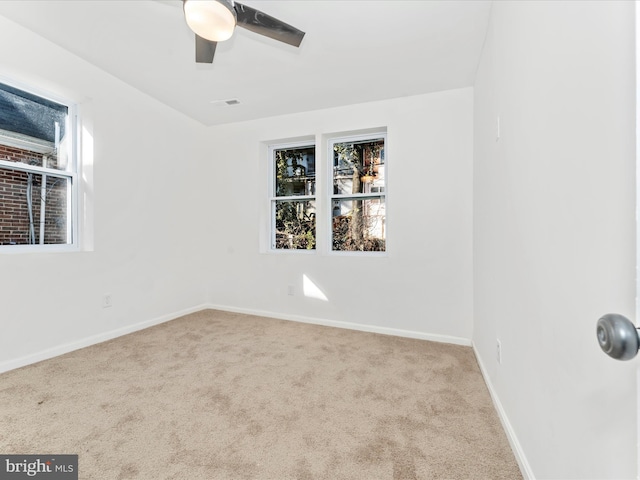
[182,0,306,63]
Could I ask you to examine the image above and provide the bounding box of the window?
[268,131,386,254]
[0,82,76,248]
[270,143,316,250]
[330,134,386,252]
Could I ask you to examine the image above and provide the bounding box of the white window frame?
[327,131,387,255]
[0,79,79,253]
[265,130,388,256]
[268,140,317,252]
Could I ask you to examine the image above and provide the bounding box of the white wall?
[3,3,636,477]
[0,16,209,370]
[0,16,474,369]
[204,88,474,342]
[4,2,636,477]
[473,1,637,478]
[0,10,474,368]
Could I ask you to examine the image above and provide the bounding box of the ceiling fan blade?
[195,34,217,63]
[234,2,305,48]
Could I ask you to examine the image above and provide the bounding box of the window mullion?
[269,142,317,251]
[0,159,72,178]
[328,133,387,253]
[0,79,77,249]
[331,193,385,200]
[272,194,315,202]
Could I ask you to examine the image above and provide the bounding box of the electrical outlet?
[496,339,502,364]
[102,293,113,308]
[287,285,294,296]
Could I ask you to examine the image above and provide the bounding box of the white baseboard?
[0,304,210,374]
[472,343,535,480]
[2,302,530,476]
[0,302,471,373]
[205,303,472,346]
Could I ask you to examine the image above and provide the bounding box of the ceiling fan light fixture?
[183,0,237,42]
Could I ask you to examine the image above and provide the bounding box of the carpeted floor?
[0,309,522,479]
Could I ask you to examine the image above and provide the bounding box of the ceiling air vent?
[211,98,240,107]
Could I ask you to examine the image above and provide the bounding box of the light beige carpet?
[0,310,522,479]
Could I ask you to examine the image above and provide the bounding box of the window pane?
[0,82,69,171]
[274,200,316,250]
[332,197,385,252]
[274,145,315,197]
[333,139,385,195]
[0,168,70,245]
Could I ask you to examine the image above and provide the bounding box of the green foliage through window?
[269,133,386,253]
[272,145,316,250]
[332,137,386,252]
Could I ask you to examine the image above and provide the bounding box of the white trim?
[635,2,640,477]
[0,299,529,476]
[68,108,79,246]
[0,242,79,254]
[473,342,534,480]
[331,192,387,200]
[268,140,317,252]
[637,364,640,480]
[0,78,79,250]
[0,157,77,250]
[0,304,209,374]
[205,302,471,346]
[0,158,74,177]
[327,249,388,258]
[327,131,388,255]
[0,302,471,374]
[635,0,640,328]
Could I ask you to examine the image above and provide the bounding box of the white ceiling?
[0,0,492,126]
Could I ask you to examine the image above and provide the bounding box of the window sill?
[262,248,388,258]
[0,244,80,254]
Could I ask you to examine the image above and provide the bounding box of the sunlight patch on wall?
[303,274,328,301]
[81,124,94,250]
